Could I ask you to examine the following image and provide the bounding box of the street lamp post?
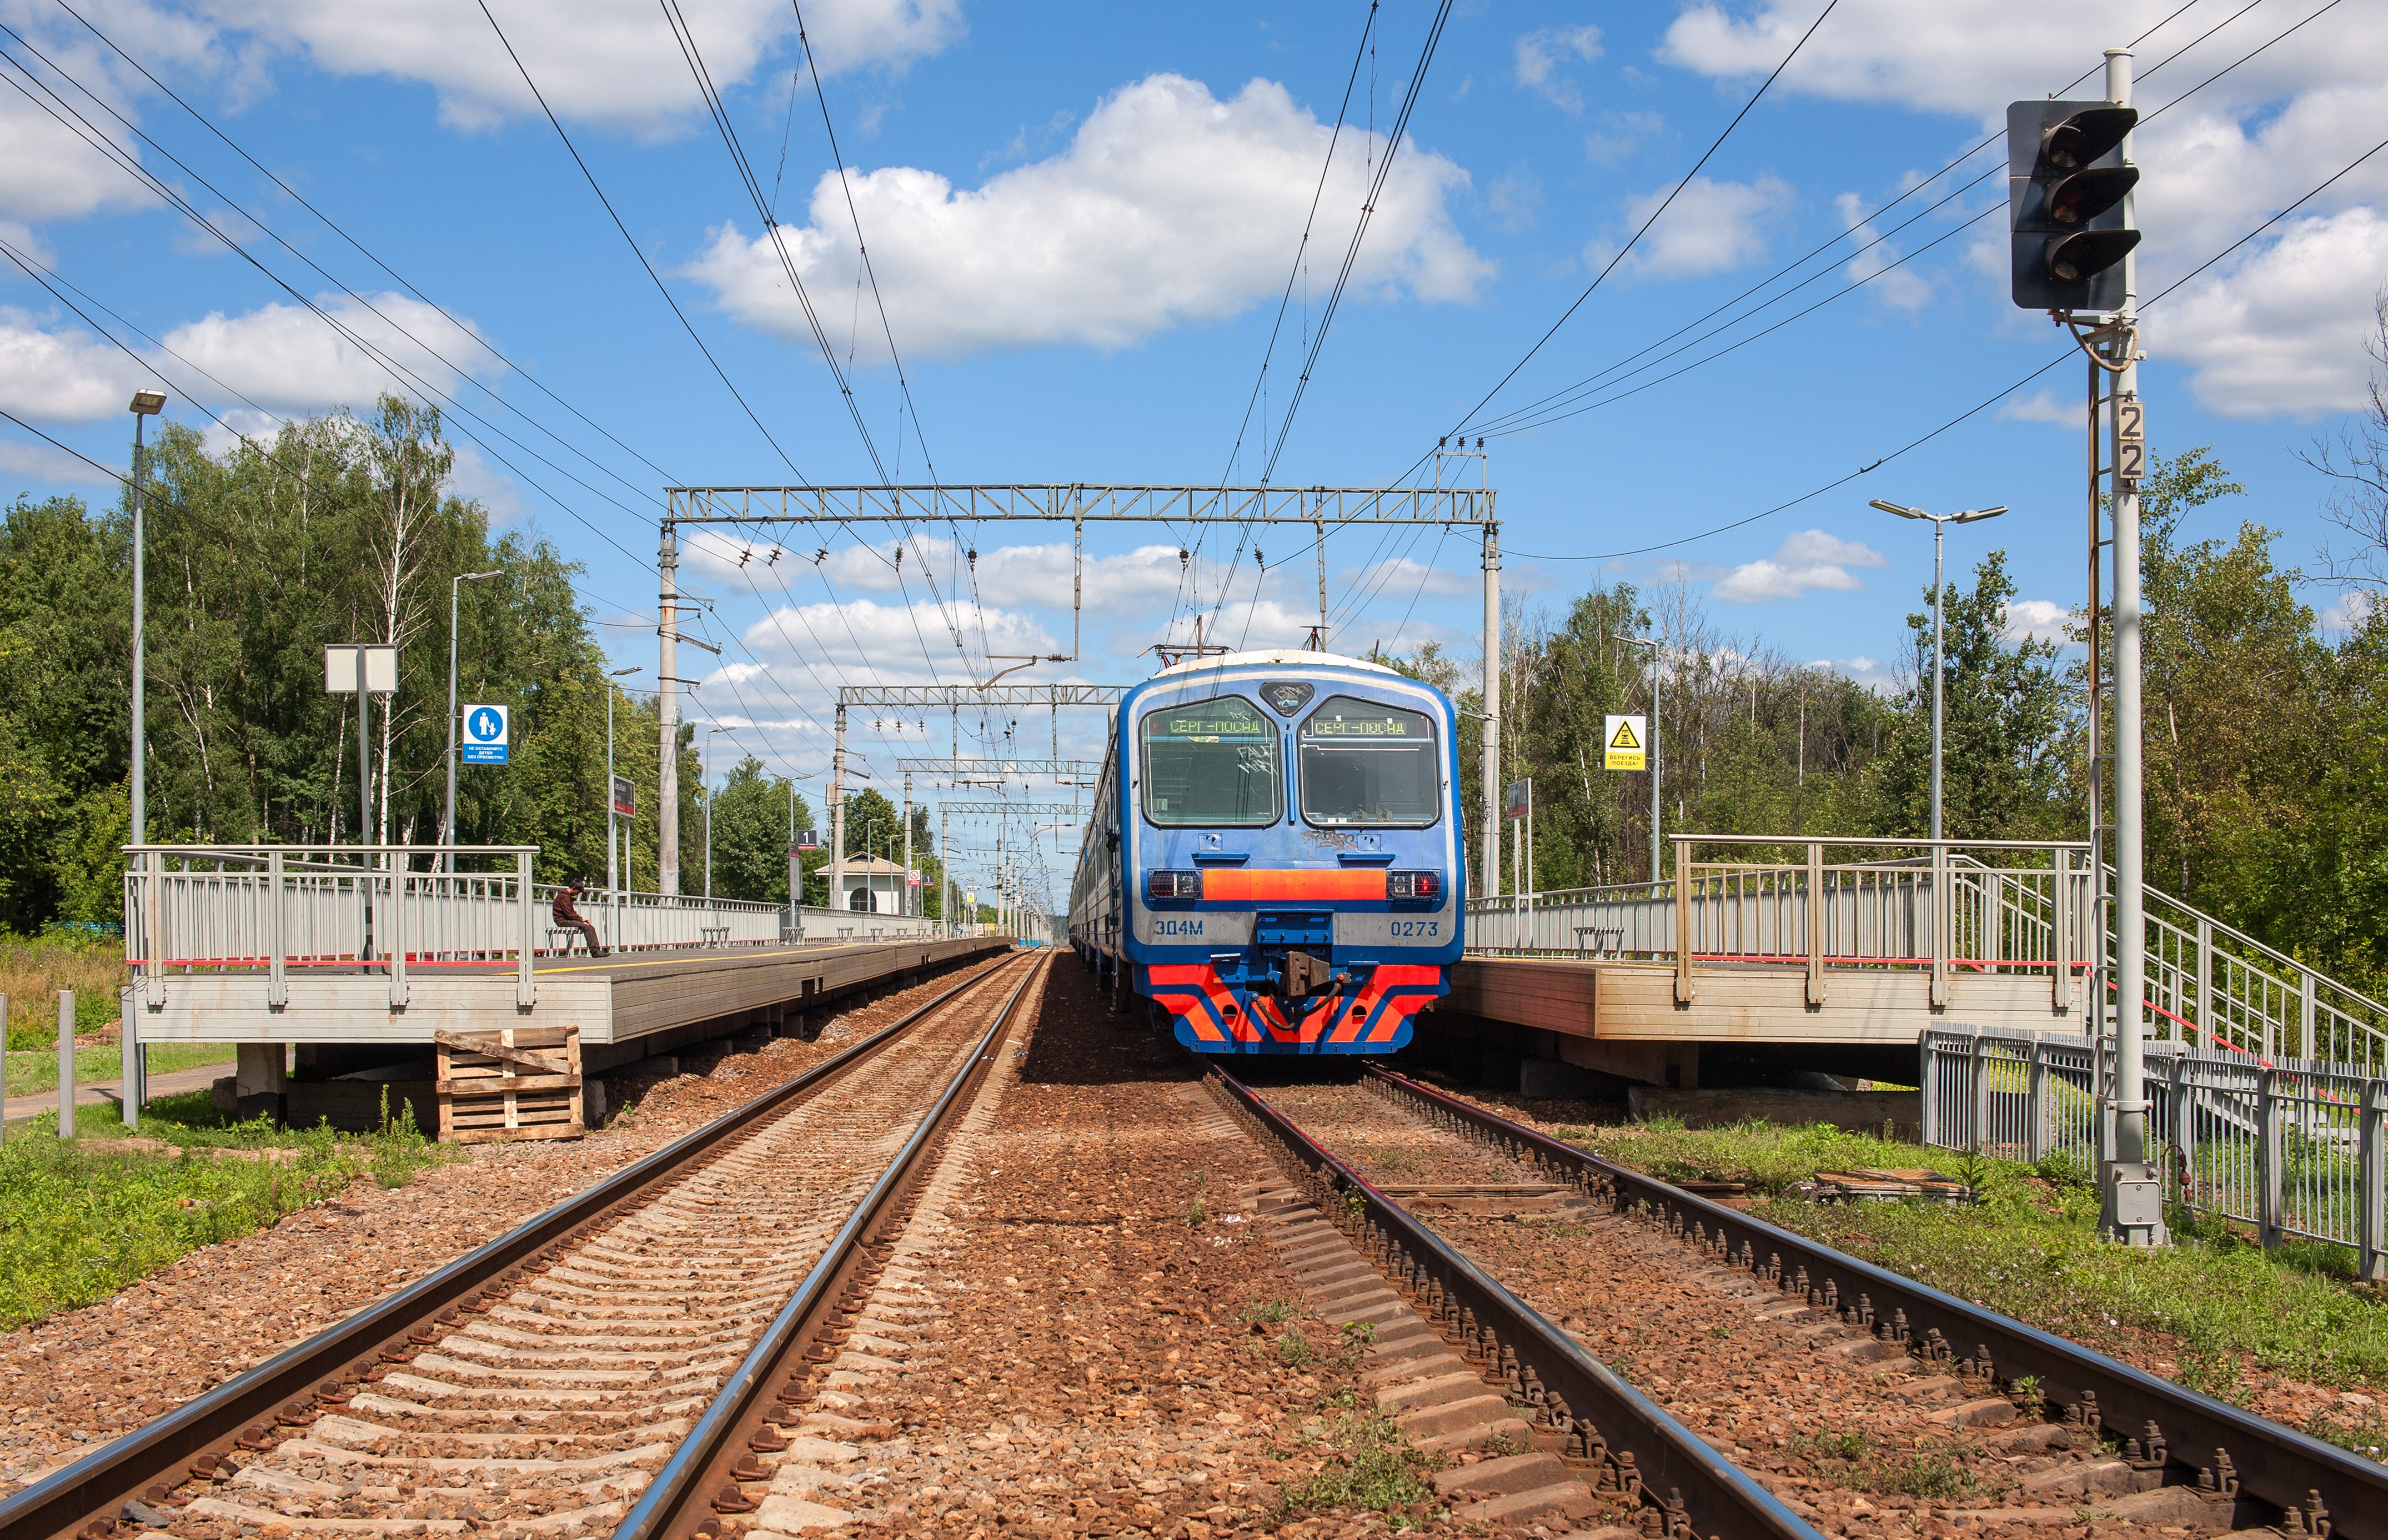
[127,391,166,847]
[443,569,504,869]
[1870,500,2008,842]
[1612,633,1663,884]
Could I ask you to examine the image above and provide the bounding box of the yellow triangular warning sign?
[1608,719,1641,751]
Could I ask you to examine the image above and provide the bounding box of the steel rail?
[1204,1064,1823,1540]
[1365,1065,2385,1540]
[621,950,1048,1540]
[0,950,1032,1540]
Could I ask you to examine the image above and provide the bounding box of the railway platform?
[113,842,1008,1128]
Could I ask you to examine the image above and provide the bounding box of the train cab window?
[1138,696,1282,827]
[1298,696,1439,826]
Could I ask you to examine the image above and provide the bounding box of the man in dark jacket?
[551,881,608,956]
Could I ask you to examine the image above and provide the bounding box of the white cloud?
[0,437,119,488]
[2322,589,2377,633]
[1819,654,1898,693]
[1832,190,1932,311]
[0,307,144,422]
[202,0,960,133]
[157,292,487,413]
[0,294,492,435]
[1659,2,2388,421]
[1998,389,2077,425]
[1515,24,1603,113]
[1617,175,1793,279]
[740,595,1055,681]
[1713,528,1884,604]
[2003,598,2073,643]
[684,73,1490,358]
[2156,208,2388,419]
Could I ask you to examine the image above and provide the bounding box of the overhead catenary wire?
[0,31,663,556]
[51,0,684,503]
[477,0,813,485]
[1379,0,2241,490]
[658,0,960,685]
[1502,126,2388,566]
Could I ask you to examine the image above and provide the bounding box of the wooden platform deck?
[1433,954,2085,1085]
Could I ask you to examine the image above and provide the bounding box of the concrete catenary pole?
[1481,520,1501,901]
[2101,46,2165,1247]
[829,706,847,916]
[902,774,914,919]
[658,525,681,896]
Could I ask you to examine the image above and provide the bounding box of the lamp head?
[611,665,642,676]
[129,390,167,415]
[1951,505,2010,524]
[1869,498,1925,520]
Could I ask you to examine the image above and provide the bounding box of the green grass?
[1278,1404,1442,1524]
[1790,1430,2010,1503]
[1557,1116,2388,1393]
[5,1044,234,1100]
[0,1090,448,1328]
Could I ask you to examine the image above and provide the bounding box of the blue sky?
[4,0,2384,903]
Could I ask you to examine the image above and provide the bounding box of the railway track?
[1,950,1046,1540]
[1206,1062,1820,1540]
[1222,1061,2388,1540]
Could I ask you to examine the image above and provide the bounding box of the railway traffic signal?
[2007,100,2139,312]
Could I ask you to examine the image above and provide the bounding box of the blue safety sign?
[462,704,509,765]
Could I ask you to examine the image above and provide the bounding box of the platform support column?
[234,1042,286,1125]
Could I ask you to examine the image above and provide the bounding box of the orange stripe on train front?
[1199,867,1387,902]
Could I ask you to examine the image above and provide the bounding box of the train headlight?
[1147,869,1202,903]
[1387,870,1441,906]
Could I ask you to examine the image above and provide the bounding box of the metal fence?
[1922,1025,2388,1280]
[123,845,948,1009]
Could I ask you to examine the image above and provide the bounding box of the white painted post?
[2194,916,2213,1050]
[268,850,288,1008]
[120,994,140,1128]
[516,850,536,1009]
[1971,1036,1992,1155]
[2054,849,2073,1014]
[143,849,166,1009]
[1673,836,1695,1005]
[1805,841,1826,1007]
[56,990,74,1140]
[388,859,408,1009]
[2028,1040,2049,1162]
[2258,1068,2282,1250]
[1930,840,1949,1010]
[2361,1077,2385,1283]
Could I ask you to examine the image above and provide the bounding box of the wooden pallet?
[434,1025,584,1144]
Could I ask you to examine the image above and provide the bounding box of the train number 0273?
[1388,920,1441,937]
[1152,918,1206,936]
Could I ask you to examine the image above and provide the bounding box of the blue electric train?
[1066,650,1463,1054]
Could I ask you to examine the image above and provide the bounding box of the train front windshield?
[1141,697,1282,826]
[1299,696,1439,826]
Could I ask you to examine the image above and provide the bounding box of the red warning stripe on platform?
[1198,868,1386,902]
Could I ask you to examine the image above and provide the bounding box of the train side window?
[1298,695,1440,827]
[1138,696,1282,827]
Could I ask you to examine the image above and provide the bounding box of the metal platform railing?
[1923,1024,2388,1278]
[1464,834,2388,1072]
[122,845,948,1010]
[1466,836,2094,1012]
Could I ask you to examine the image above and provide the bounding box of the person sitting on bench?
[552,881,608,957]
